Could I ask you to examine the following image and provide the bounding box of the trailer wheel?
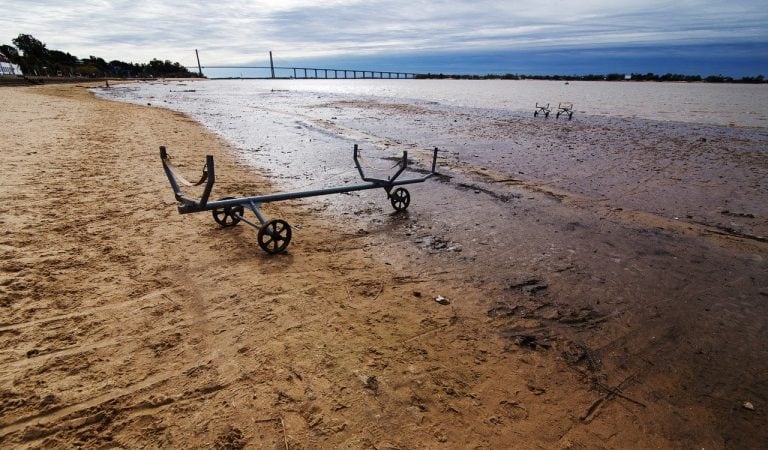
[212,197,244,227]
[258,219,292,254]
[390,187,410,211]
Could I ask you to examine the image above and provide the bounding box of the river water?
[97,78,768,129]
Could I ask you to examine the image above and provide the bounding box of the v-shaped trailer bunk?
[160,145,440,254]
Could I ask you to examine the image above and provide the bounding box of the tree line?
[1,34,200,78]
[415,72,765,83]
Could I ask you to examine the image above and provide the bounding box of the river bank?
[0,83,765,448]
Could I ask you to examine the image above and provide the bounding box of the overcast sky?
[2,0,766,75]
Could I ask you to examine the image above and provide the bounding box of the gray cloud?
[1,0,765,65]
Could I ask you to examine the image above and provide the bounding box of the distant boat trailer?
[556,102,574,120]
[534,102,574,120]
[160,145,439,254]
[533,103,551,118]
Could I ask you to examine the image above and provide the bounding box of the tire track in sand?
[0,366,228,442]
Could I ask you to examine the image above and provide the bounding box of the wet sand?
[0,83,766,448]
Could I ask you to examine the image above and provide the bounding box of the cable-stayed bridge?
[189,50,418,79]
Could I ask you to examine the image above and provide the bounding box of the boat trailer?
[533,102,551,118]
[160,145,439,254]
[556,102,574,120]
[534,102,574,120]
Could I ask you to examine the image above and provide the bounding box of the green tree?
[4,33,199,78]
[12,34,49,74]
[12,34,47,58]
[0,44,20,63]
[47,49,78,75]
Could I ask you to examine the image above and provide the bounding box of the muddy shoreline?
[312,97,768,447]
[1,83,766,448]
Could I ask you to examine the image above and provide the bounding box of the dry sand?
[0,83,766,449]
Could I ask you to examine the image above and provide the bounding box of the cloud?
[1,0,766,69]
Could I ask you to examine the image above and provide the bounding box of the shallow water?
[97,78,768,128]
[95,78,768,203]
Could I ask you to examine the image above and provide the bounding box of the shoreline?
[1,83,766,448]
[93,78,768,129]
[96,81,766,243]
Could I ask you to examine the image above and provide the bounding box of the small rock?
[743,401,755,411]
[364,375,379,391]
[413,291,422,298]
[38,394,57,408]
[435,295,450,305]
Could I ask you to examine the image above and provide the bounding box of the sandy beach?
[1,83,766,448]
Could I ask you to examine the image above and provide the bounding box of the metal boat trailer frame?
[556,102,574,120]
[533,102,550,118]
[534,102,574,120]
[160,145,439,254]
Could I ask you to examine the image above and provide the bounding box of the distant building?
[624,74,632,80]
[0,52,23,76]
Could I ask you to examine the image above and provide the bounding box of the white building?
[0,52,23,76]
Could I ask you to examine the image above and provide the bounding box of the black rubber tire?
[257,219,292,254]
[390,187,410,212]
[212,197,244,227]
